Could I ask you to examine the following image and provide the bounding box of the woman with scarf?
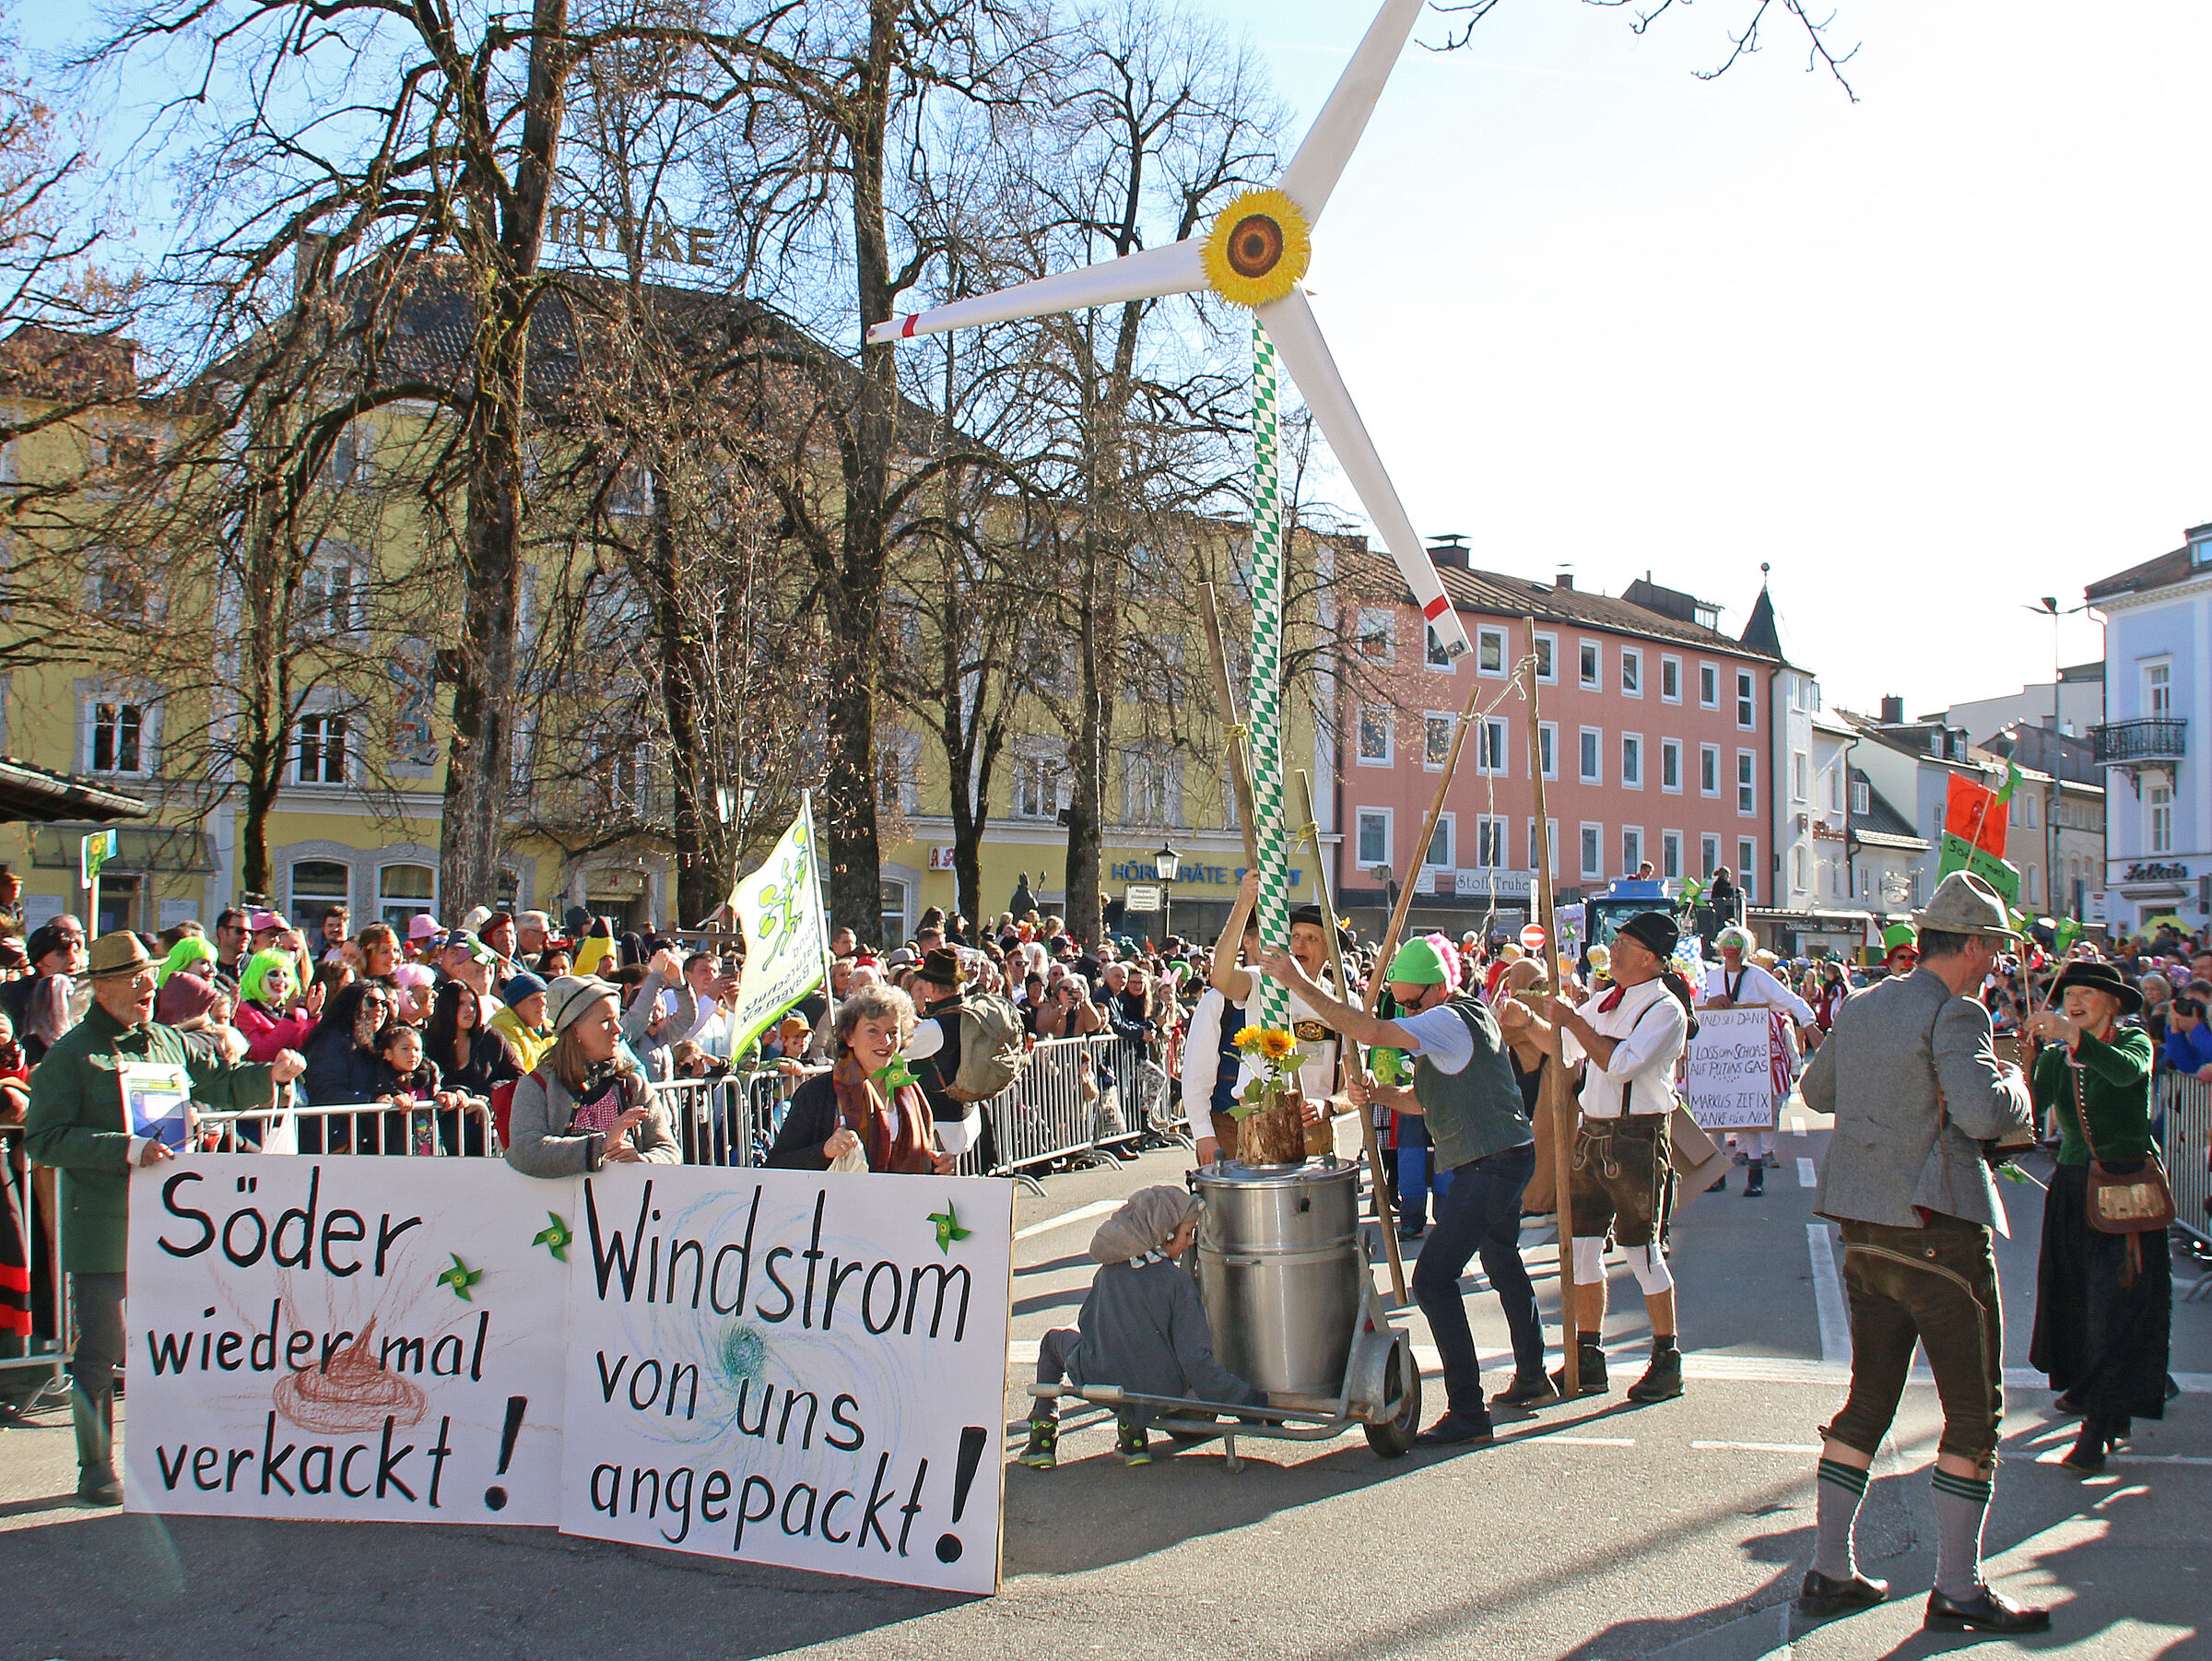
[766,983,955,1173]
[2023,961,2170,1476]
[235,948,315,1064]
[504,975,677,1175]
[300,981,398,1152]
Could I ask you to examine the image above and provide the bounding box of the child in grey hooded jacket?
[1020,1184,1264,1467]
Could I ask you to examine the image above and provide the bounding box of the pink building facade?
[1335,547,1779,940]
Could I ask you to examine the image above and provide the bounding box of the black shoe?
[76,1470,123,1506]
[1626,1348,1684,1402]
[1796,1568,1889,1620]
[1491,1373,1562,1408]
[2052,1389,2084,1417]
[1415,1411,1494,1446]
[1924,1586,2052,1634]
[1707,1173,1727,1192]
[1551,1345,1608,1397]
[2060,1421,2112,1475]
[1397,1224,1425,1242]
[1743,1168,1765,1196]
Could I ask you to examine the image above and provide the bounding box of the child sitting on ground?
[1021,1184,1265,1468]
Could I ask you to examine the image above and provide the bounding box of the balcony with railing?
[2090,717,2187,766]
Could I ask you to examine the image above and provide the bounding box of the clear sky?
[1181,0,2205,720]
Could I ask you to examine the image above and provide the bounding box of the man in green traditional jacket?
[26,931,304,1504]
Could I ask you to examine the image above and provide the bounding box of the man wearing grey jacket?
[1794,872,2048,1636]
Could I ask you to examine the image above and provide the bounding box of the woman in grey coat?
[505,975,679,1176]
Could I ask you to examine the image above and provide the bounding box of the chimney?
[1880,695,1903,724]
[1555,567,1573,591]
[1427,533,1470,571]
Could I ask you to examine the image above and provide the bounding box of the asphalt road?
[3,1112,2206,1661]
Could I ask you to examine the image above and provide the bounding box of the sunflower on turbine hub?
[1202,187,1312,310]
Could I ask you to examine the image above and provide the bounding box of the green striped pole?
[1249,315,1290,1031]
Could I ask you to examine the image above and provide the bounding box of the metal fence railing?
[2160,1072,2210,1250]
[0,1126,68,1416]
[198,1098,502,1158]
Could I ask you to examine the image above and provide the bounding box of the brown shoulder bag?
[2064,1057,2175,1234]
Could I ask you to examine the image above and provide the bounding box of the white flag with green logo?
[724,795,829,1064]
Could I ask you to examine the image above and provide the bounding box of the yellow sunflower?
[1201,187,1312,310]
[1255,1029,1299,1063]
[1232,1025,1265,1050]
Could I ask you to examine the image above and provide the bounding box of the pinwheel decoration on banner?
[867,0,1468,666]
[873,0,1460,1027]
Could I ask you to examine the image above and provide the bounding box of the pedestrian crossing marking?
[1796,1157,1818,1187]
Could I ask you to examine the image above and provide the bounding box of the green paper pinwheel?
[437,1254,484,1301]
[926,1199,973,1255]
[533,1213,572,1261]
[872,1056,920,1094]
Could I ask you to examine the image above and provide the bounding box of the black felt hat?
[2048,959,2143,1016]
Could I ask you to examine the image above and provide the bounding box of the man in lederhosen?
[1499,910,1696,1403]
[1792,872,2049,1636]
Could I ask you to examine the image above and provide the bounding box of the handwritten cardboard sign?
[124,1159,1014,1596]
[125,1158,571,1525]
[557,1166,1014,1596]
[1683,1008,1791,1131]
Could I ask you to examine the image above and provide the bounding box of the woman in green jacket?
[2024,960,2170,1476]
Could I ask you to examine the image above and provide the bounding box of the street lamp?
[1155,841,1180,941]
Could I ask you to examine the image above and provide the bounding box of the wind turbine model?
[873,0,1463,1027]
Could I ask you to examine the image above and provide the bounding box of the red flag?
[1944,773,2008,859]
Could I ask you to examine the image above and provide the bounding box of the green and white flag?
[80,830,116,888]
[724,795,830,1066]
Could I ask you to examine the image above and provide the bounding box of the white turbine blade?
[1259,286,1471,661]
[867,240,1206,346]
[1277,0,1427,226]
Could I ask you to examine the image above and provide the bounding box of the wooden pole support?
[1520,621,1580,1396]
[1363,669,1491,1019]
[1293,767,1407,1307]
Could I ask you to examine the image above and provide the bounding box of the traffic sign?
[1519,924,1547,953]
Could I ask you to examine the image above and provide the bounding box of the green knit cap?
[1882,922,1918,952]
[1385,937,1452,984]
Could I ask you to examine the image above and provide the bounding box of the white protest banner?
[125,1157,571,1524]
[558,1165,1014,1596]
[1684,1007,1791,1131]
[724,795,830,1062]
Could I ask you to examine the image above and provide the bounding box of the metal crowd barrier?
[199,1098,501,1158]
[2160,1072,2210,1250]
[0,1126,68,1416]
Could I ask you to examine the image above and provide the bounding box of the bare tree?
[1433,0,1859,100]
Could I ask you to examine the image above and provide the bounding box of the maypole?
[1247,317,1291,1031]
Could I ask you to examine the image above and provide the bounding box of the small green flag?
[1992,760,2023,807]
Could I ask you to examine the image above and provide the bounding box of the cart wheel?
[1363,1337,1421,1458]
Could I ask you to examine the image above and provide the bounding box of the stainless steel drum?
[1193,1157,1364,1396]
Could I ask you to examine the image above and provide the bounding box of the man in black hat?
[908,948,994,1172]
[1500,909,1694,1403]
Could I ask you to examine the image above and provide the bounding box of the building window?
[1358,609,1394,663]
[1737,839,1758,903]
[1426,712,1455,771]
[1012,750,1067,819]
[1852,779,1869,815]
[1793,844,1809,892]
[323,421,373,488]
[1736,669,1756,728]
[1581,823,1602,879]
[1477,625,1507,676]
[1580,727,1601,783]
[1579,642,1599,689]
[2150,783,2173,854]
[1121,748,1182,826]
[288,860,350,930]
[1538,722,1557,779]
[295,713,347,784]
[1357,808,1392,868]
[1426,624,1454,669]
[1621,734,1641,787]
[2146,662,2171,718]
[1660,656,1681,702]
[89,701,146,774]
[300,555,366,637]
[880,879,910,948]
[1737,751,1756,815]
[1534,634,1556,682]
[1700,833,1719,880]
[1358,703,1393,764]
[1622,827,1643,875]
[1662,830,1682,880]
[1700,662,1718,708]
[1830,767,1844,812]
[1700,743,1719,796]
[1426,815,1454,870]
[1529,817,1559,876]
[1477,815,1508,868]
[1661,738,1681,793]
[1792,750,1808,802]
[378,863,435,931]
[1477,715,1509,775]
[1620,648,1642,697]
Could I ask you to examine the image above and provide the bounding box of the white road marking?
[1790,1118,1807,1137]
[1692,1441,1821,1454]
[1537,1435,1636,1446]
[2110,1454,2212,1467]
[1807,1222,1852,1368]
[1796,1157,1818,1187]
[1013,1198,1122,1241]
